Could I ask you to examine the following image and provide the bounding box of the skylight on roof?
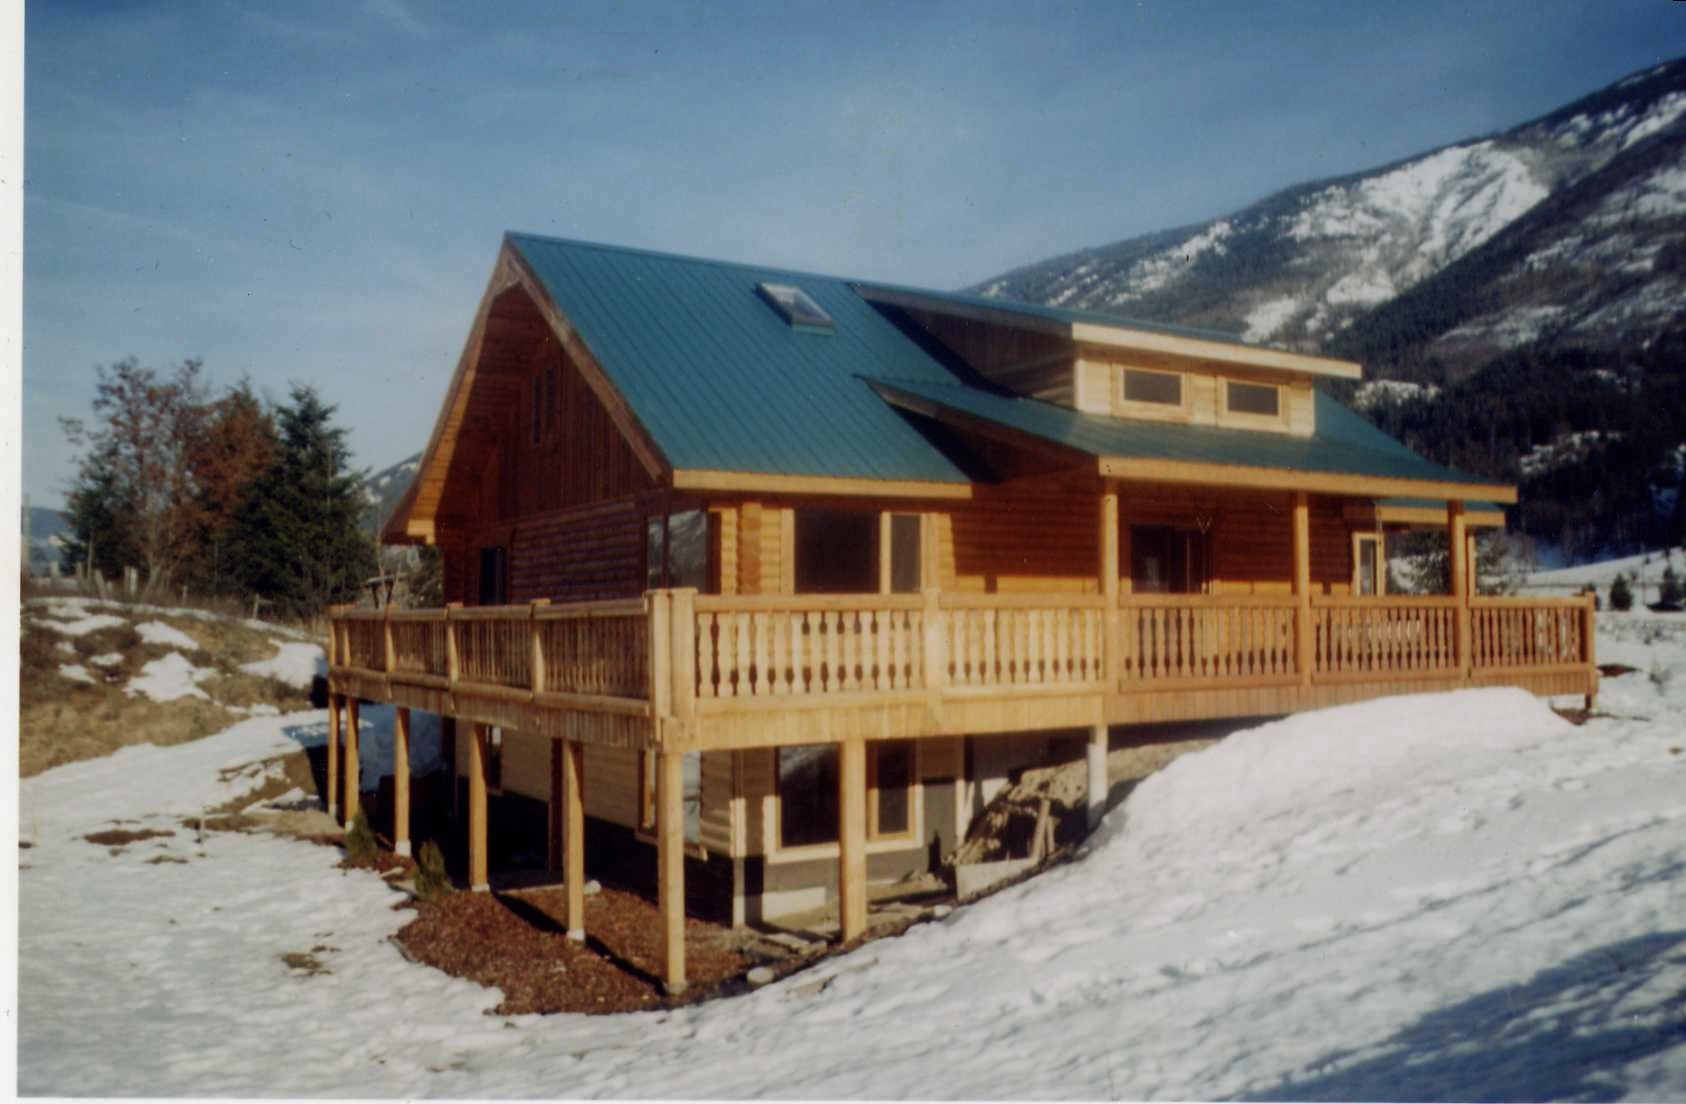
[756,282,834,333]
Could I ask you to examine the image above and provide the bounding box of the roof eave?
[1098,456,1518,504]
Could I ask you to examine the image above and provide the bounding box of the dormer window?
[1226,380,1281,418]
[756,282,834,333]
[1122,367,1182,406]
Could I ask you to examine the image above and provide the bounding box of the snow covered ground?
[18,616,1686,1098]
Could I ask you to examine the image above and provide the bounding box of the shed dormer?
[857,284,1360,438]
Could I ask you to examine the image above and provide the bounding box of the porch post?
[563,738,586,940]
[1086,724,1108,831]
[344,697,361,825]
[657,747,687,993]
[1292,491,1314,686]
[1448,501,1470,676]
[838,735,868,942]
[468,723,489,892]
[1100,486,1120,691]
[326,693,341,821]
[393,707,411,857]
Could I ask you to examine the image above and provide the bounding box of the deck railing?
[329,589,1595,719]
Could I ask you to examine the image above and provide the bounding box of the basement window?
[1226,380,1281,418]
[756,282,835,333]
[778,744,840,848]
[1122,367,1183,406]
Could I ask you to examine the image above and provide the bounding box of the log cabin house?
[328,233,1596,993]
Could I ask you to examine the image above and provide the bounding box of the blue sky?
[23,0,1686,509]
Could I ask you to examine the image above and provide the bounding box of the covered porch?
[327,492,1595,993]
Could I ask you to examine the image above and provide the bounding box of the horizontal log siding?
[940,482,1100,593]
[583,743,640,830]
[1210,495,1349,595]
[506,498,644,604]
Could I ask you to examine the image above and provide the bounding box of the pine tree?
[1610,573,1634,612]
[60,455,137,580]
[225,386,376,619]
[1661,564,1684,606]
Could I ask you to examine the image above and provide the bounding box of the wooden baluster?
[874,609,889,691]
[697,613,716,698]
[790,610,807,694]
[979,610,993,685]
[734,611,751,698]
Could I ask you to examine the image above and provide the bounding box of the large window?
[1354,533,1383,596]
[646,510,710,591]
[777,741,916,849]
[778,744,840,848]
[1123,367,1183,406]
[888,513,922,593]
[1226,380,1281,418]
[795,509,878,594]
[869,740,914,839]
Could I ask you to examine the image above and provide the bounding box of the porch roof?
[871,377,1518,504]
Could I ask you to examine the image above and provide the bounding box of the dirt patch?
[394,886,761,1015]
[279,950,331,977]
[84,827,176,849]
[184,814,266,835]
[1599,663,1639,678]
[147,854,190,865]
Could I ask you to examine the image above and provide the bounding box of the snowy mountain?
[975,58,1686,377]
[359,452,422,535]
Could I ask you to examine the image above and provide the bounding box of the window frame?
[1221,377,1286,425]
[1119,366,1186,411]
[1352,531,1385,596]
[768,742,923,860]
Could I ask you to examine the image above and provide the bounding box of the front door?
[478,545,508,605]
[1130,525,1208,594]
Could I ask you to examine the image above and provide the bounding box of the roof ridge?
[505,231,880,290]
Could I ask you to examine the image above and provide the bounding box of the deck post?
[1100,487,1120,694]
[326,693,341,821]
[1582,591,1598,711]
[1448,501,1470,676]
[530,598,550,694]
[838,735,868,942]
[445,602,462,688]
[562,739,586,940]
[343,697,361,826]
[468,722,489,892]
[393,707,411,857]
[649,590,673,717]
[1087,724,1108,831]
[657,748,686,994]
[1292,491,1314,687]
[670,588,697,721]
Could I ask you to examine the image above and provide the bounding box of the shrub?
[414,840,451,902]
[344,809,377,866]
[1610,573,1634,611]
[1661,565,1683,606]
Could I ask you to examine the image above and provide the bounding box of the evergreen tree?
[226,385,376,618]
[1610,573,1634,611]
[60,455,137,580]
[1661,564,1684,606]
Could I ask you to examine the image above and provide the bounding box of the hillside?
[20,606,1686,1096]
[361,452,422,535]
[972,56,1686,562]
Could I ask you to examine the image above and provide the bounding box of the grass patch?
[84,827,176,849]
[146,854,190,865]
[20,598,317,777]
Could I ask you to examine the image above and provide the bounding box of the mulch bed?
[393,885,755,1015]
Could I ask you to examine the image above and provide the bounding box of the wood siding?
[506,498,645,603]
[1079,353,1317,438]
[939,478,1101,593]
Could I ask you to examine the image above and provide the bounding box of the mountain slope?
[974,57,1686,367]
[359,452,421,536]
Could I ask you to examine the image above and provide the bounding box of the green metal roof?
[872,377,1502,491]
[504,233,1501,498]
[507,233,970,484]
[854,278,1279,352]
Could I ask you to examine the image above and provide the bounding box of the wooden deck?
[328,587,1597,751]
[327,584,1593,992]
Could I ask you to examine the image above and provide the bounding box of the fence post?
[1292,492,1314,687]
[669,588,697,723]
[530,599,550,694]
[382,605,396,675]
[921,587,946,707]
[648,590,673,718]
[1582,591,1598,711]
[1447,502,1471,678]
[445,602,462,688]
